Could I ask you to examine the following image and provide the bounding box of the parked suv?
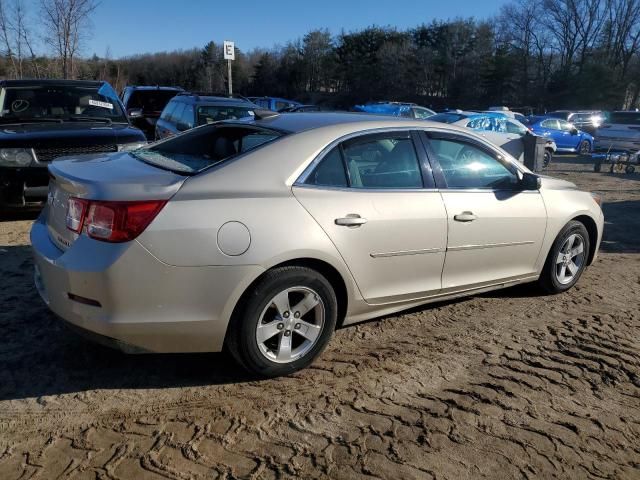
[155,93,256,140]
[547,110,604,135]
[0,79,146,211]
[121,86,183,140]
[594,111,640,152]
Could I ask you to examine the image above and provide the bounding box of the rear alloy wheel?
[539,221,590,293]
[578,140,591,155]
[226,266,337,377]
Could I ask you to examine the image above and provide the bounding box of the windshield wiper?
[0,117,64,124]
[66,116,113,125]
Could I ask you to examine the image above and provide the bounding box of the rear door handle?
[335,214,367,227]
[454,211,477,222]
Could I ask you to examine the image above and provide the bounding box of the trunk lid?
[46,152,186,250]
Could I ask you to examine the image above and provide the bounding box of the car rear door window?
[342,134,423,189]
[428,137,518,189]
[304,133,424,189]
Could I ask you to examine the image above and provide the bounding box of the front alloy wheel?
[554,233,586,285]
[539,220,590,293]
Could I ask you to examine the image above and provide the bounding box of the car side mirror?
[570,127,578,135]
[519,171,541,190]
[127,108,143,119]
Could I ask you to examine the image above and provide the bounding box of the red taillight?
[66,198,166,242]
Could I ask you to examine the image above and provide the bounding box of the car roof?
[0,79,106,88]
[172,94,254,106]
[228,111,476,135]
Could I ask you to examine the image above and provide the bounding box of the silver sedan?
[31,112,604,377]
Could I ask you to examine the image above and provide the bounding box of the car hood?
[0,122,145,147]
[538,175,577,190]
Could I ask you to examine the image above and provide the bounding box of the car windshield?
[607,112,640,125]
[0,84,127,123]
[196,105,254,125]
[127,90,179,112]
[131,125,282,174]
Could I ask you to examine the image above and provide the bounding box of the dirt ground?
[0,155,639,479]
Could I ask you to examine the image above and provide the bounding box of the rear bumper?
[31,214,264,353]
[0,166,49,208]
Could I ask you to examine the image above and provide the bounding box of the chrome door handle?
[335,214,367,227]
[454,211,477,222]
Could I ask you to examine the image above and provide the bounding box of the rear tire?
[543,149,553,168]
[226,266,337,377]
[539,221,590,294]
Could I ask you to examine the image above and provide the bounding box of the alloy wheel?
[255,287,325,364]
[579,141,590,155]
[555,233,586,285]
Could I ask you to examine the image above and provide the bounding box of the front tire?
[578,140,591,155]
[226,266,338,377]
[539,221,590,294]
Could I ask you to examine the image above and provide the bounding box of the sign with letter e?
[223,41,235,60]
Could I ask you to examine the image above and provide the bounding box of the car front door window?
[428,138,517,189]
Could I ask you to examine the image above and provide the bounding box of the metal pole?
[227,59,233,96]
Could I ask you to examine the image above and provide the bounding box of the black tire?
[543,149,553,168]
[538,220,590,294]
[578,140,591,155]
[610,162,616,173]
[626,165,635,174]
[593,160,601,172]
[226,266,338,377]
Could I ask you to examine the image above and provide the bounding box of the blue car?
[526,116,593,154]
[353,102,436,119]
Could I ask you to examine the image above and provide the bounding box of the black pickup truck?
[0,79,146,211]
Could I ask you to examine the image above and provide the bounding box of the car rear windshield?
[0,83,127,123]
[197,105,254,125]
[127,90,179,111]
[428,112,468,124]
[131,124,282,174]
[607,112,640,125]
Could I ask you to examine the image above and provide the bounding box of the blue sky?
[86,0,510,58]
